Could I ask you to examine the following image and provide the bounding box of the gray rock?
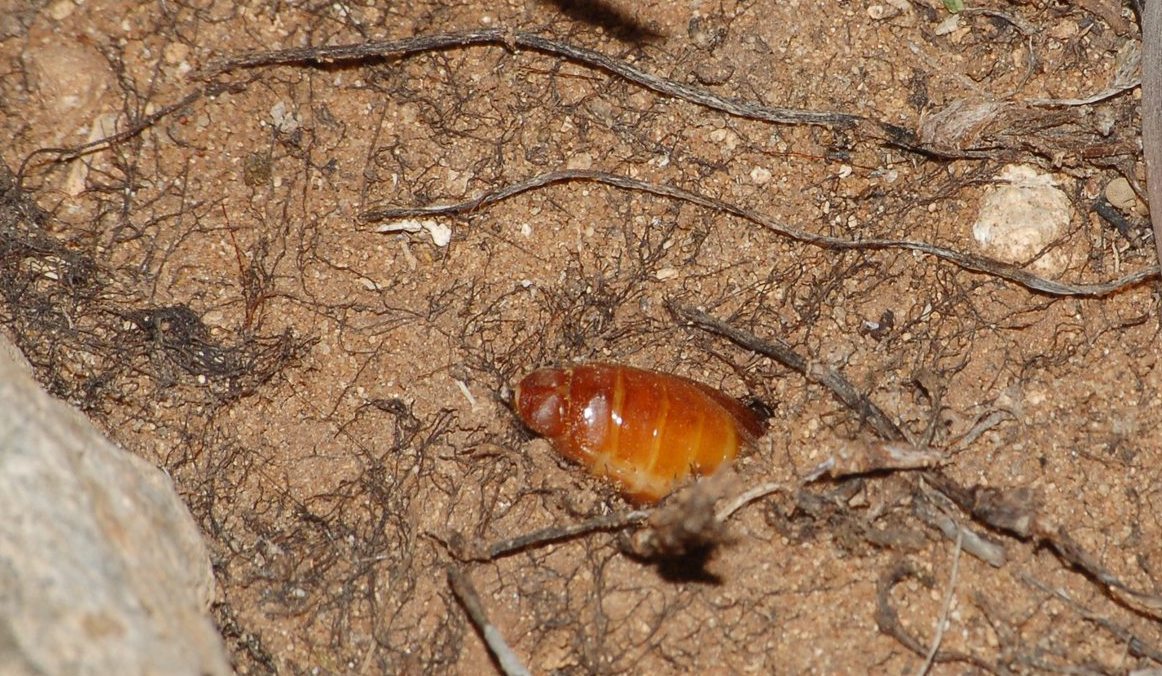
[0,333,231,675]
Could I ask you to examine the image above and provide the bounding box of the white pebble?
[971,165,1073,275]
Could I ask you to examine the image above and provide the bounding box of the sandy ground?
[2,0,1161,672]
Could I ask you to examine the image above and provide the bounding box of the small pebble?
[972,165,1073,275]
[1105,177,1146,215]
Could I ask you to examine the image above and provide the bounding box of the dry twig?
[917,530,963,676]
[1143,0,1162,263]
[364,169,1158,298]
[447,567,532,676]
[715,481,789,522]
[913,484,1007,568]
[667,302,908,441]
[802,439,944,481]
[462,509,650,561]
[875,562,996,672]
[1021,574,1162,664]
[922,473,1162,618]
[202,29,901,137]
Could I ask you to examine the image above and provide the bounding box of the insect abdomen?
[515,363,763,504]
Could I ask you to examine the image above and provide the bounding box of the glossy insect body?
[514,363,765,504]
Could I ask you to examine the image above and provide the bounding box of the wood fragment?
[1143,0,1162,263]
[916,530,963,676]
[875,562,996,672]
[913,486,1007,568]
[466,510,650,561]
[667,303,909,441]
[203,29,859,129]
[362,169,1158,297]
[803,440,945,481]
[447,568,532,676]
[1021,574,1162,663]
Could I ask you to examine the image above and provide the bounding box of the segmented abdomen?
[514,363,763,504]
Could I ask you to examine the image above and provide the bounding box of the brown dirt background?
[2,0,1161,673]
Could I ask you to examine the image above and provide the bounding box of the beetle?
[513,362,765,504]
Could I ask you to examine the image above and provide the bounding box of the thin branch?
[921,472,1162,619]
[1021,573,1162,664]
[913,484,1007,568]
[447,567,532,676]
[205,29,860,129]
[667,302,909,442]
[875,562,997,672]
[17,85,227,186]
[1142,0,1162,264]
[475,509,650,560]
[917,530,963,676]
[670,302,1162,621]
[362,169,1158,298]
[715,481,788,522]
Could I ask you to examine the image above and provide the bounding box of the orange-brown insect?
[514,362,765,504]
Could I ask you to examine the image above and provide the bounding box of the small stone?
[566,153,593,171]
[374,219,452,247]
[425,221,452,247]
[1105,177,1146,215]
[934,15,960,36]
[163,41,190,65]
[445,168,470,196]
[708,128,739,151]
[1047,20,1078,40]
[47,0,74,20]
[687,16,726,51]
[972,165,1073,275]
[693,60,734,86]
[269,101,301,134]
[23,41,115,140]
[750,166,772,185]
